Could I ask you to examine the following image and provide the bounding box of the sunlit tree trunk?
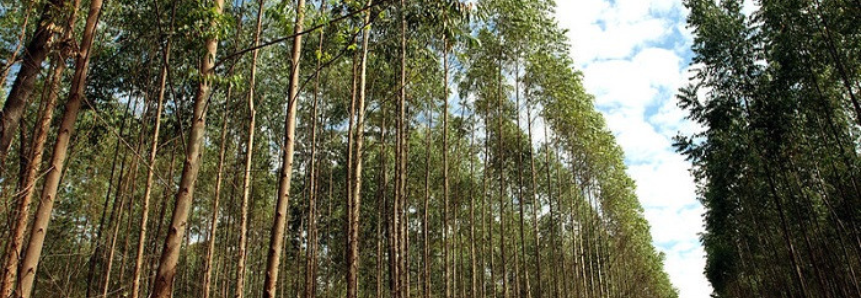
[496,57,509,298]
[15,0,104,295]
[0,0,80,293]
[347,4,372,297]
[150,0,223,296]
[305,3,326,298]
[131,6,175,297]
[443,33,452,298]
[513,61,532,298]
[262,0,306,295]
[525,90,542,298]
[235,0,264,296]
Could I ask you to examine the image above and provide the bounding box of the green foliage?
[677,0,861,297]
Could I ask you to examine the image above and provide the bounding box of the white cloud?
[742,0,759,16]
[629,152,697,210]
[556,0,711,297]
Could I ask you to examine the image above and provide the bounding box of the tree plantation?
[9,0,860,297]
[676,0,861,297]
[0,0,680,297]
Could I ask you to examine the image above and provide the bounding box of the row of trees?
[677,0,861,297]
[0,0,678,297]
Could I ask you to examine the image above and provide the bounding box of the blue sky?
[554,0,722,296]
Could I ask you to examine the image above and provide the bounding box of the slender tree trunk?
[496,57,509,298]
[399,1,411,296]
[469,125,478,298]
[203,78,233,298]
[105,129,146,298]
[150,0,223,296]
[423,98,433,298]
[152,148,176,291]
[0,0,81,292]
[262,0,306,296]
[347,4,373,298]
[525,92,542,298]
[442,34,452,298]
[403,188,411,298]
[513,61,532,298]
[0,0,68,167]
[235,1,264,296]
[391,81,402,298]
[130,7,175,297]
[14,0,103,296]
[484,99,495,298]
[377,112,389,298]
[88,133,130,298]
[545,131,562,298]
[393,1,408,296]
[305,2,327,298]
[103,169,131,298]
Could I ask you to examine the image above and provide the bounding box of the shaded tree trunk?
[0,0,68,168]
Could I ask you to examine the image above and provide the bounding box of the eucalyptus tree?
[0,1,681,298]
[0,0,82,295]
[13,0,104,296]
[678,0,861,297]
[151,0,225,296]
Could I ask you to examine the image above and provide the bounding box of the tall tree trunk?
[513,61,532,298]
[305,2,326,298]
[525,90,542,298]
[203,77,233,298]
[202,3,244,296]
[347,4,372,298]
[377,112,389,298]
[442,33,452,298]
[0,0,81,293]
[150,0,223,296]
[0,0,68,167]
[496,58,509,298]
[236,0,264,296]
[484,99,494,298]
[262,0,306,296]
[398,1,410,296]
[545,131,561,298]
[85,95,136,298]
[14,0,103,296]
[131,6,175,296]
[422,97,433,298]
[392,1,408,296]
[469,123,478,298]
[403,187,411,298]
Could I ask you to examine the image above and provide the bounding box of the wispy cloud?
[555,0,711,297]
